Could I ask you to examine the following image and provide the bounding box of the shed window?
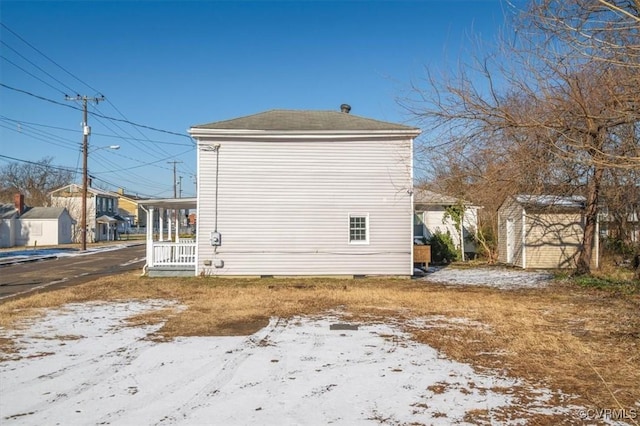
[349,215,368,244]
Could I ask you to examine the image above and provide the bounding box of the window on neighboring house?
[349,214,368,244]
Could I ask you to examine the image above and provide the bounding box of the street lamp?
[92,145,121,151]
[80,140,119,251]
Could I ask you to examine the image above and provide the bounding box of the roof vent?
[340,104,351,113]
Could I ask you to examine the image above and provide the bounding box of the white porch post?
[175,209,180,242]
[159,208,165,242]
[147,207,154,267]
[168,210,173,242]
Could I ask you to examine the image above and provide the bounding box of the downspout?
[409,136,415,276]
[194,153,199,276]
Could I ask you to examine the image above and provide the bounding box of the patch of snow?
[422,267,554,290]
[0,244,139,263]
[405,315,491,331]
[0,301,600,425]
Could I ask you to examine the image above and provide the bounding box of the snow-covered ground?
[0,243,138,263]
[421,266,555,290]
[0,300,596,425]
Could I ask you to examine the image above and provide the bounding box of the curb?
[0,242,145,267]
[0,255,59,267]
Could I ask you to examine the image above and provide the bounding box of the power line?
[0,25,196,197]
[1,22,96,94]
[0,122,79,151]
[0,83,77,109]
[0,116,194,146]
[0,154,77,173]
[99,97,177,158]
[0,40,77,94]
[1,83,194,140]
[1,54,67,95]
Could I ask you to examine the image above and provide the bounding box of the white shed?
[497,195,598,269]
[187,107,421,277]
[16,207,75,247]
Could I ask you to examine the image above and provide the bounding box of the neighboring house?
[50,184,123,242]
[116,188,147,234]
[497,194,599,269]
[141,106,421,277]
[598,206,640,245]
[413,189,480,259]
[0,194,74,247]
[115,188,148,231]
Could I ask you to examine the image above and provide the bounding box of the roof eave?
[188,128,421,140]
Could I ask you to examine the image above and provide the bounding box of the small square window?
[349,215,368,243]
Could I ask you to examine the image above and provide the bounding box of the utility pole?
[66,94,105,251]
[178,175,183,198]
[167,160,183,198]
[166,160,183,239]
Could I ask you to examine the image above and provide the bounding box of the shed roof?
[515,195,586,209]
[20,207,68,219]
[0,203,18,219]
[191,110,419,132]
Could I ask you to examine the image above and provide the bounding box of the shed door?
[506,218,515,264]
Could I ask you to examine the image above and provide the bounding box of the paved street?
[0,244,145,301]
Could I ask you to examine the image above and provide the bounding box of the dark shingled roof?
[192,110,419,132]
[20,207,67,219]
[414,189,464,206]
[0,203,17,219]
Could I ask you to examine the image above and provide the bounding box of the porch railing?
[150,241,196,267]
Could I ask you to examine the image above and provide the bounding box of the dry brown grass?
[0,272,638,422]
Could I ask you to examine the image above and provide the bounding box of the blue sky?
[1,1,513,198]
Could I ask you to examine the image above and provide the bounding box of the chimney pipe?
[14,193,24,215]
[340,104,351,113]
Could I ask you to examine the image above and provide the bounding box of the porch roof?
[139,197,197,210]
[96,215,119,223]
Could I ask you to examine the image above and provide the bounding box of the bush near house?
[429,231,459,264]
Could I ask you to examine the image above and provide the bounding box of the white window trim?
[348,213,369,245]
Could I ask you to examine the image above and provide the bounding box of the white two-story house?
[50,183,123,242]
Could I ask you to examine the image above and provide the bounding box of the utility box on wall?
[210,231,222,246]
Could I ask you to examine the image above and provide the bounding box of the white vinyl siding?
[524,212,583,268]
[196,137,413,276]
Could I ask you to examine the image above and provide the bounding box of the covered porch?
[140,198,197,277]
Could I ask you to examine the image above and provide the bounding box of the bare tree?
[406,0,640,275]
[0,157,74,207]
